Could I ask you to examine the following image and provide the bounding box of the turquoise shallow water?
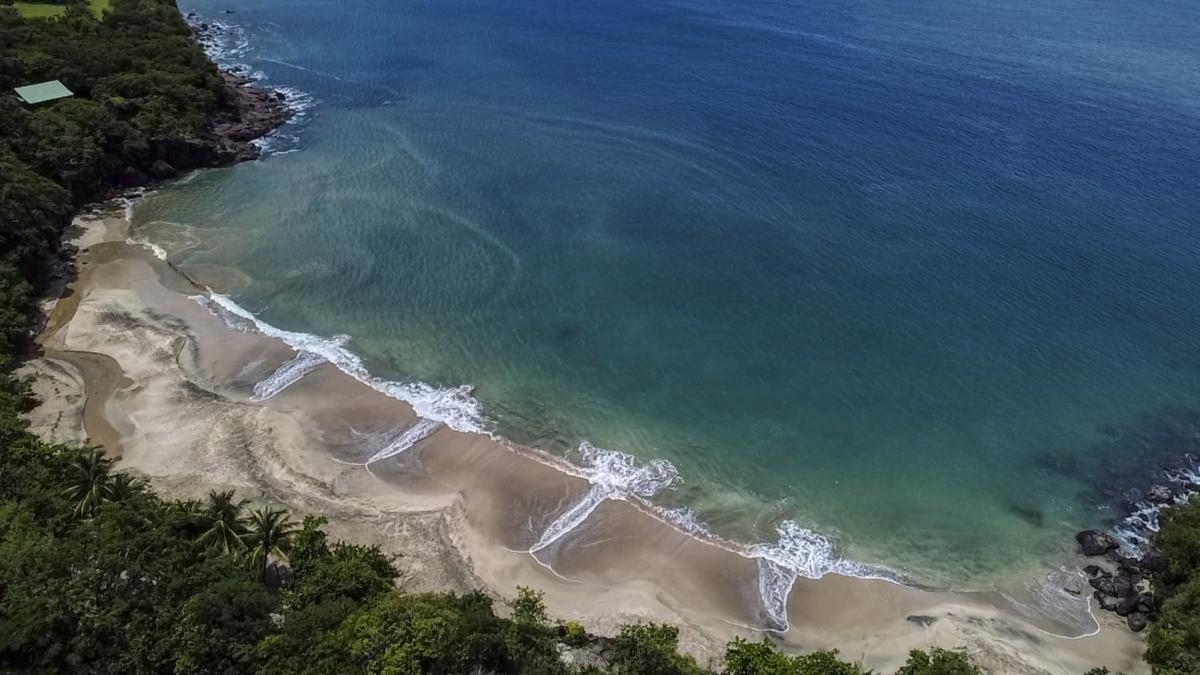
[144,0,1200,587]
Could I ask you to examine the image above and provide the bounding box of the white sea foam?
[750,521,896,631]
[187,15,316,156]
[252,349,330,400]
[194,292,487,437]
[125,237,169,261]
[1113,460,1199,552]
[365,418,444,464]
[190,290,904,631]
[659,506,711,536]
[530,441,680,552]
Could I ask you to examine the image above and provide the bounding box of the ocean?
[140,0,1200,590]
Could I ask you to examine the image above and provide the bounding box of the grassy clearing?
[14,0,110,19]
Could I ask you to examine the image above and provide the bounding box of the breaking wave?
[531,441,680,552]
[252,349,332,400]
[193,292,487,437]
[365,418,444,464]
[189,289,899,632]
[751,521,899,631]
[1113,457,1200,552]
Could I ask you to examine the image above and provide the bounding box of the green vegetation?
[895,648,982,675]
[0,0,226,394]
[13,0,109,19]
[1146,499,1200,674]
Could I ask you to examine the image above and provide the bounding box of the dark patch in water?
[1087,407,1200,505]
[1031,451,1079,478]
[1008,504,1044,527]
[555,323,580,344]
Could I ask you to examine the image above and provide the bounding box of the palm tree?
[244,507,297,582]
[61,449,113,518]
[196,490,250,555]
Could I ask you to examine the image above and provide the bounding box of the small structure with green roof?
[14,80,74,105]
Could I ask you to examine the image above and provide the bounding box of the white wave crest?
[193,292,487,436]
[252,349,333,400]
[751,521,894,631]
[1113,461,1199,552]
[659,506,712,536]
[192,290,896,633]
[530,441,680,552]
[365,418,443,464]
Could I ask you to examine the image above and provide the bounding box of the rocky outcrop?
[144,71,291,173]
[1084,564,1153,632]
[1147,484,1175,505]
[196,72,293,166]
[1075,530,1118,556]
[115,36,293,190]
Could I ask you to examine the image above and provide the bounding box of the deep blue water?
[148,0,1200,585]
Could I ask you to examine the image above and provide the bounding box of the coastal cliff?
[128,69,292,184]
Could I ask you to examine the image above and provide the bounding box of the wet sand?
[20,206,1149,673]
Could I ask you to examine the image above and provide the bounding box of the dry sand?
[19,206,1149,674]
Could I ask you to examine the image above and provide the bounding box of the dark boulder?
[1115,595,1141,617]
[1088,575,1115,595]
[1083,564,1103,577]
[1117,556,1142,576]
[1076,530,1118,556]
[1112,575,1136,598]
[1095,592,1119,612]
[1128,612,1149,632]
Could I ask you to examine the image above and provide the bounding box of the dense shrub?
[1147,500,1200,675]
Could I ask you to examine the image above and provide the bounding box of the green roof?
[14,80,74,105]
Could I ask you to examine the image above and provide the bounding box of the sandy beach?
[18,204,1149,674]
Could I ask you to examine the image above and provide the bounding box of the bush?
[1146,500,1200,674]
[725,637,864,675]
[563,620,589,647]
[896,648,982,675]
[610,622,704,675]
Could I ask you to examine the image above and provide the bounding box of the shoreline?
[17,203,1149,674]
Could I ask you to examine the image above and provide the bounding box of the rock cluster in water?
[1074,482,1185,634]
